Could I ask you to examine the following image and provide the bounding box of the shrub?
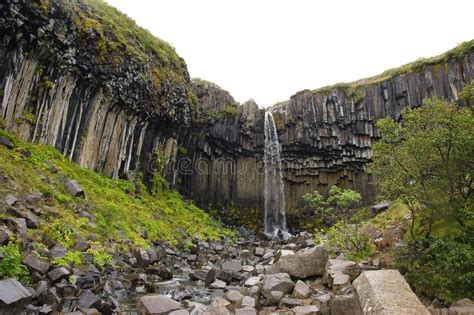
[0,241,30,284]
[326,221,375,261]
[395,237,474,302]
[303,186,361,225]
[87,244,112,269]
[45,222,76,248]
[53,251,83,267]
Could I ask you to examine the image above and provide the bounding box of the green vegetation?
[312,40,474,95]
[306,186,372,261]
[86,244,112,269]
[460,80,474,108]
[0,241,30,285]
[42,77,55,90]
[368,83,474,301]
[326,222,376,261]
[53,251,83,267]
[30,0,193,100]
[15,111,36,125]
[149,146,170,194]
[303,186,361,225]
[0,128,235,266]
[213,105,238,120]
[192,77,222,89]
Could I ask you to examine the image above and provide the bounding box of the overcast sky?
[106,0,473,107]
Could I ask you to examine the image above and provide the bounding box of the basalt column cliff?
[1,0,473,228]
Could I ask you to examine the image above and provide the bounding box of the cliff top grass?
[310,39,474,95]
[37,0,190,89]
[0,129,235,250]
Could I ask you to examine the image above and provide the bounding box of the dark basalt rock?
[0,0,473,232]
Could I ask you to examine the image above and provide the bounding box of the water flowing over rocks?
[263,111,288,237]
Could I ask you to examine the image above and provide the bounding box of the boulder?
[225,290,244,305]
[371,202,390,215]
[63,179,84,197]
[323,259,361,286]
[235,308,257,315]
[210,279,226,289]
[216,269,233,282]
[244,276,261,287]
[330,294,362,315]
[241,296,256,308]
[265,290,283,306]
[332,272,350,293]
[77,290,100,309]
[0,226,12,245]
[292,305,320,315]
[316,293,332,314]
[222,260,243,273]
[254,247,265,257]
[261,273,295,298]
[205,268,217,287]
[0,136,14,149]
[353,270,430,315]
[203,298,231,315]
[4,194,17,206]
[281,297,303,307]
[278,244,328,278]
[449,299,474,315]
[47,267,70,282]
[137,294,181,315]
[293,280,311,299]
[0,278,32,314]
[22,254,51,274]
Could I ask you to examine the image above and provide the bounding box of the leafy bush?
[87,243,112,269]
[53,251,83,267]
[395,237,474,302]
[0,242,30,284]
[303,186,361,225]
[370,83,474,301]
[327,221,375,261]
[369,93,474,240]
[45,222,76,248]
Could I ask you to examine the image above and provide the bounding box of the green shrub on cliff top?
[313,40,474,94]
[72,0,188,85]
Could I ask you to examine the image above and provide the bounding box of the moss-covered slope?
[0,128,234,251]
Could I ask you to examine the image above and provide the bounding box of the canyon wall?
[1,0,473,228]
[175,52,474,225]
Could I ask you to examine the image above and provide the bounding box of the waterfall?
[264,111,290,239]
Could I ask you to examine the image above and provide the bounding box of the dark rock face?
[1,1,473,229]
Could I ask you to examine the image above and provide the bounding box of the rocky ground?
[2,217,473,315]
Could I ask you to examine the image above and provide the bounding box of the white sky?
[106,0,473,107]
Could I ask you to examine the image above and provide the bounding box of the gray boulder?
[293,280,311,299]
[278,244,328,278]
[137,294,181,315]
[22,254,50,274]
[261,273,295,299]
[293,305,320,315]
[331,293,362,315]
[63,179,84,197]
[353,270,430,315]
[0,278,32,315]
[449,299,474,315]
